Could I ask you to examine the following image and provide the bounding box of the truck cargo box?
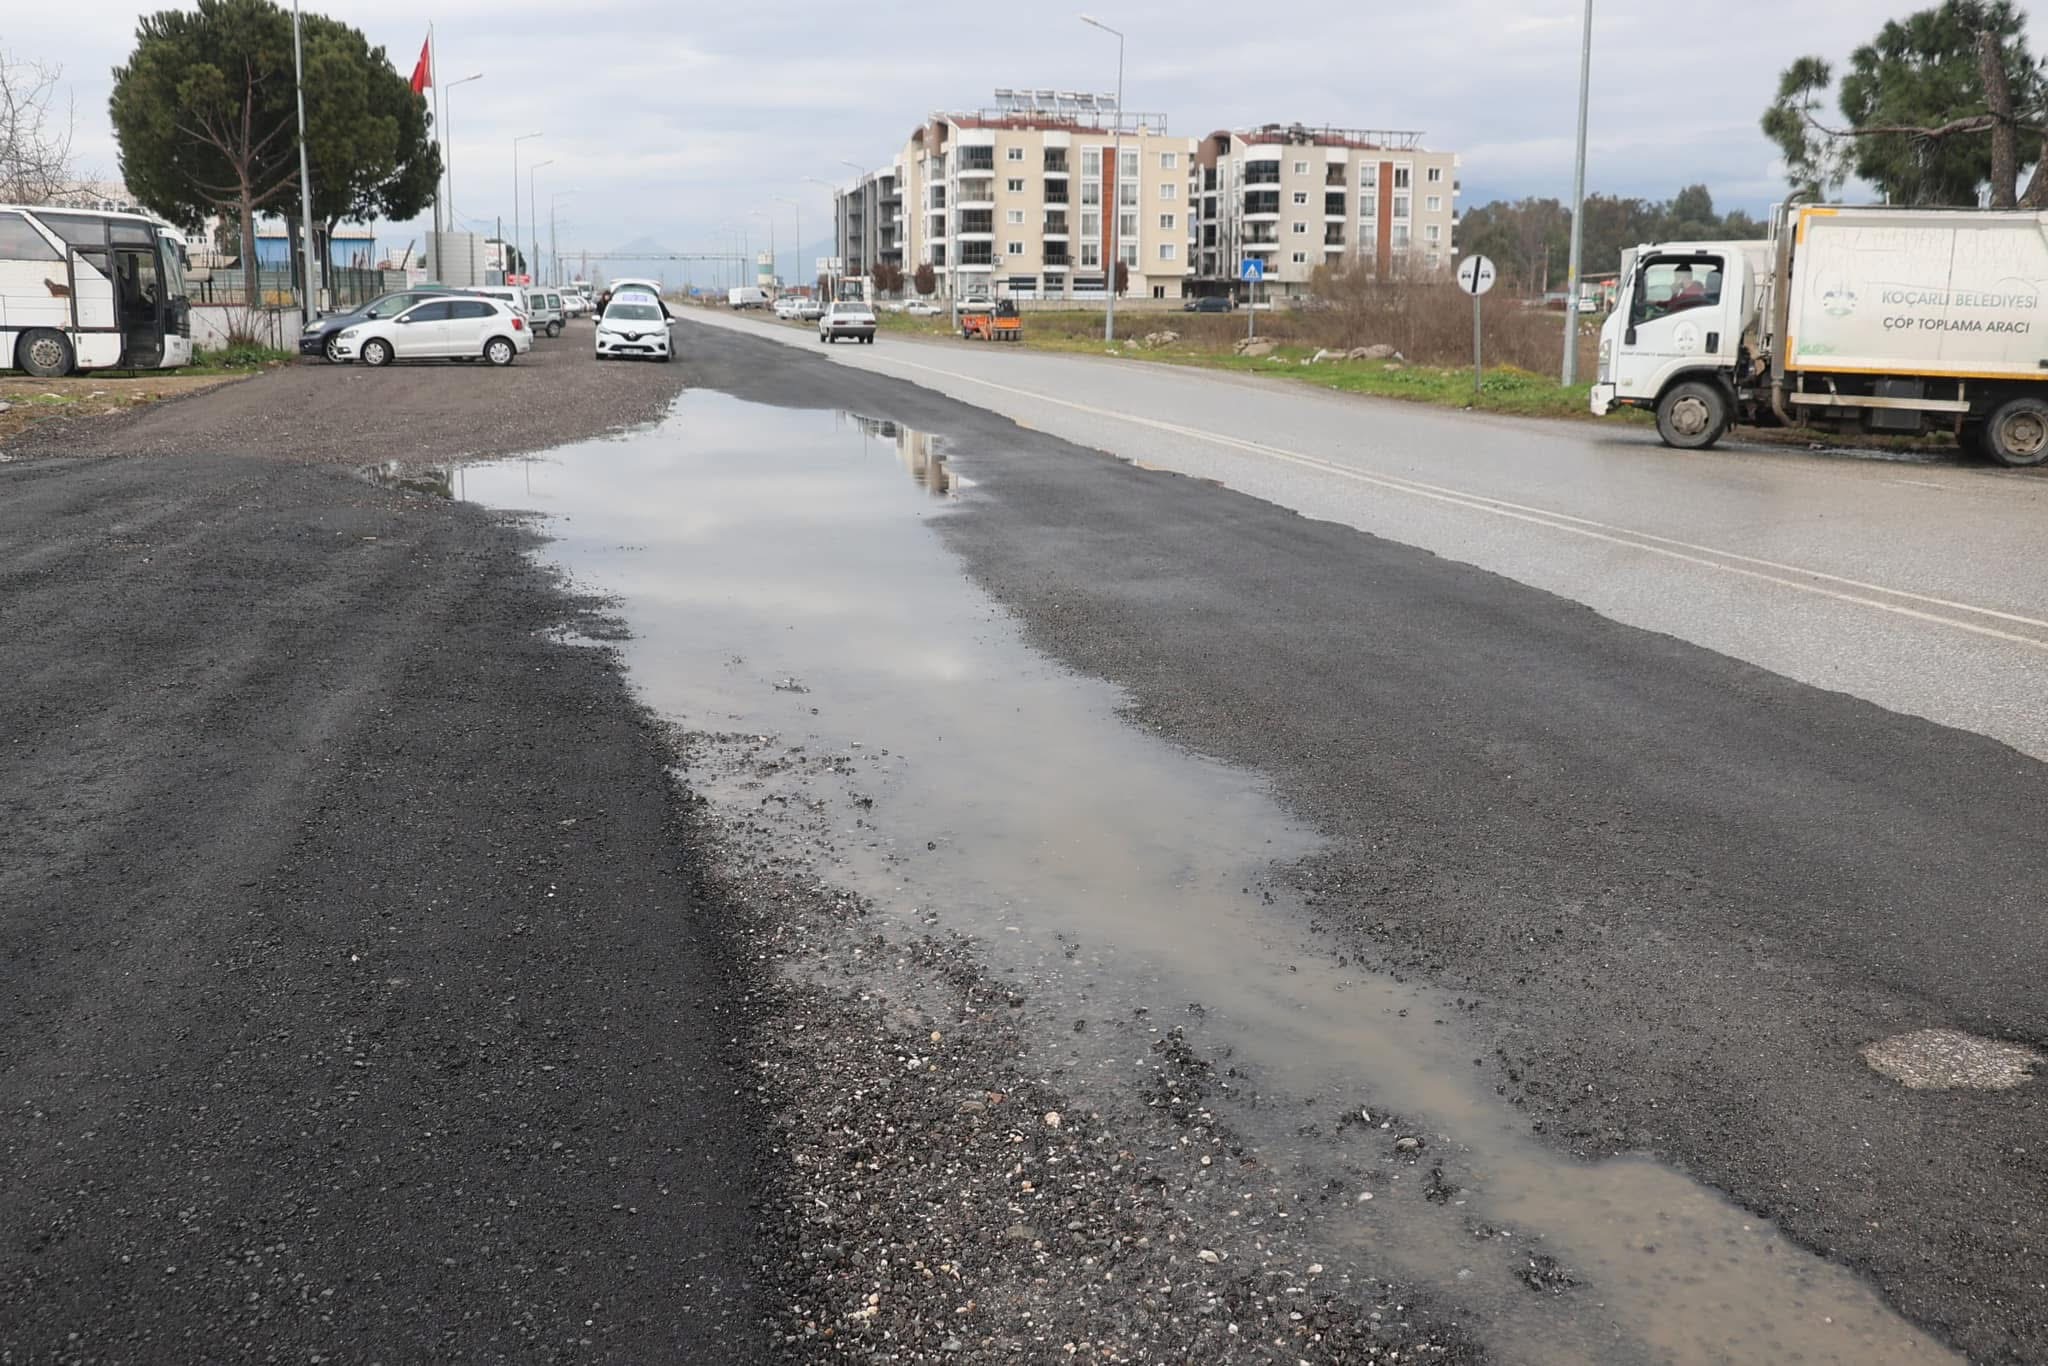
[1787,207,2048,380]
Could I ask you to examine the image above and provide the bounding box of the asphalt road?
[689,307,2048,761]
[0,328,783,1362]
[670,319,2048,1363]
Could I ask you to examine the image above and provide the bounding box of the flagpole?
[429,24,443,245]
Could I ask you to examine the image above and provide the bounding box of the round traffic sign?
[1455,254,1497,297]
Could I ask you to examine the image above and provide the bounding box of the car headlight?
[338,327,359,339]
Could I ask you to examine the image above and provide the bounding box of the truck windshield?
[1634,257,1723,321]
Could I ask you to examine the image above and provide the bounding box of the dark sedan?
[1182,296,1234,314]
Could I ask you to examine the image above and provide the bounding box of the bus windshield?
[158,232,188,301]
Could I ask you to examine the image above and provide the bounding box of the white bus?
[1,203,193,377]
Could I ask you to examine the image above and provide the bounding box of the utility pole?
[1082,15,1126,342]
[1560,0,1593,385]
[291,0,318,321]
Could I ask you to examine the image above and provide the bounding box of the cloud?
[22,0,1924,279]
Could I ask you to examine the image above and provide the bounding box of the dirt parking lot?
[2,317,687,464]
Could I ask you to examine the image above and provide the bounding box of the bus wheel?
[1984,396,2048,467]
[16,329,74,379]
[1655,380,1728,450]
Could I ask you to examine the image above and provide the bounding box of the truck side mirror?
[1624,326,1637,346]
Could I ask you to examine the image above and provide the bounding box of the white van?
[473,285,530,318]
[727,286,768,310]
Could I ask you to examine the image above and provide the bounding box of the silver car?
[819,300,877,344]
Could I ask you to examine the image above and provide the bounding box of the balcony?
[1325,165,1348,186]
[1323,230,1345,247]
[1044,152,1069,175]
[1043,214,1069,238]
[1325,194,1347,217]
[958,149,995,173]
[1244,191,1280,217]
[956,210,994,237]
[1044,184,1070,205]
[1243,165,1280,186]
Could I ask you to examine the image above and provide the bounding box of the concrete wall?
[190,305,304,352]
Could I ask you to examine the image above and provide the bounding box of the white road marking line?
[821,347,2048,653]
[1886,478,1951,490]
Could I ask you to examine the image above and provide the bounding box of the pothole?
[1861,1028,2043,1090]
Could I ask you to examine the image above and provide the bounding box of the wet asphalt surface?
[4,313,2044,1362]
[669,321,2048,1363]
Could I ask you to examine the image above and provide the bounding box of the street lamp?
[550,190,571,288]
[1561,0,1593,385]
[511,131,540,282]
[529,158,554,290]
[1081,14,1126,343]
[804,175,839,298]
[774,195,800,297]
[441,72,482,229]
[291,0,317,322]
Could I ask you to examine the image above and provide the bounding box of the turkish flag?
[409,38,431,95]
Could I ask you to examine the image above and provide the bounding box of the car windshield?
[607,303,662,321]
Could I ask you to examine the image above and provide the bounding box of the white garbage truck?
[1590,204,2048,466]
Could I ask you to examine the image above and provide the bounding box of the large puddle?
[446,391,1953,1364]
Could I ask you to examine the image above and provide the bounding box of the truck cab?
[1592,239,1771,447]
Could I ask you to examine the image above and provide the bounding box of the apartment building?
[1191,126,1460,298]
[837,90,1197,301]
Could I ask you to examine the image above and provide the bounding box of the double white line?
[860,350,2048,654]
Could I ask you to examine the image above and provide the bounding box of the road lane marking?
[820,347,2048,653]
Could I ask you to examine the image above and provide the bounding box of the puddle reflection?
[441,390,1952,1366]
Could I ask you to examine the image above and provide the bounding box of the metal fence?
[187,265,405,311]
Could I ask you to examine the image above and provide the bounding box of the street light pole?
[1560,0,1594,385]
[441,72,482,231]
[803,175,837,299]
[529,158,553,290]
[1081,14,1125,343]
[291,0,317,321]
[775,195,800,295]
[511,131,540,283]
[550,191,570,287]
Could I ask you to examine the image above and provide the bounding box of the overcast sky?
[10,0,2027,262]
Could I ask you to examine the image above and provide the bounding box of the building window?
[1120,149,1138,178]
[1427,166,1444,184]
[1008,241,1024,255]
[1082,147,1101,177]
[1292,191,1308,206]
[1393,195,1410,219]
[1392,224,1411,248]
[1118,212,1137,240]
[1161,151,1178,170]
[1159,182,1176,201]
[1292,160,1308,175]
[1393,164,1412,189]
[1360,193,1377,218]
[1158,213,1175,230]
[1158,242,1176,260]
[1007,209,1024,224]
[1292,251,1307,264]
[1081,181,1102,206]
[1118,181,1137,207]
[1361,223,1378,250]
[1007,178,1024,193]
[1119,242,1139,267]
[1006,146,1025,161]
[1081,241,1101,266]
[1360,164,1378,188]
[1425,223,1442,242]
[1426,195,1442,213]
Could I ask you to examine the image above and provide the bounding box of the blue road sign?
[1239,258,1264,283]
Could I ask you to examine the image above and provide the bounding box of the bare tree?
[0,51,81,204]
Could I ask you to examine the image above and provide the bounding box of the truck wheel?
[1983,396,2048,467]
[16,329,74,378]
[1655,381,1728,450]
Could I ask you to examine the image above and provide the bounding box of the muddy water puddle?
[450,390,1952,1365]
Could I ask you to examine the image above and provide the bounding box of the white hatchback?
[333,296,532,367]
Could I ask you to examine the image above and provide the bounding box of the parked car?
[558,289,590,318]
[594,277,668,320]
[330,296,530,367]
[595,292,673,362]
[471,286,532,321]
[819,299,877,344]
[1182,296,1233,314]
[905,300,941,317]
[301,287,469,363]
[795,298,824,321]
[774,296,804,320]
[523,289,567,337]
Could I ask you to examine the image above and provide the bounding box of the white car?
[773,297,804,320]
[905,300,940,317]
[332,296,531,367]
[595,292,673,362]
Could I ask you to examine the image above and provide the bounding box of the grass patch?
[188,343,294,373]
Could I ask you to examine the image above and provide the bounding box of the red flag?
[409,38,431,95]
